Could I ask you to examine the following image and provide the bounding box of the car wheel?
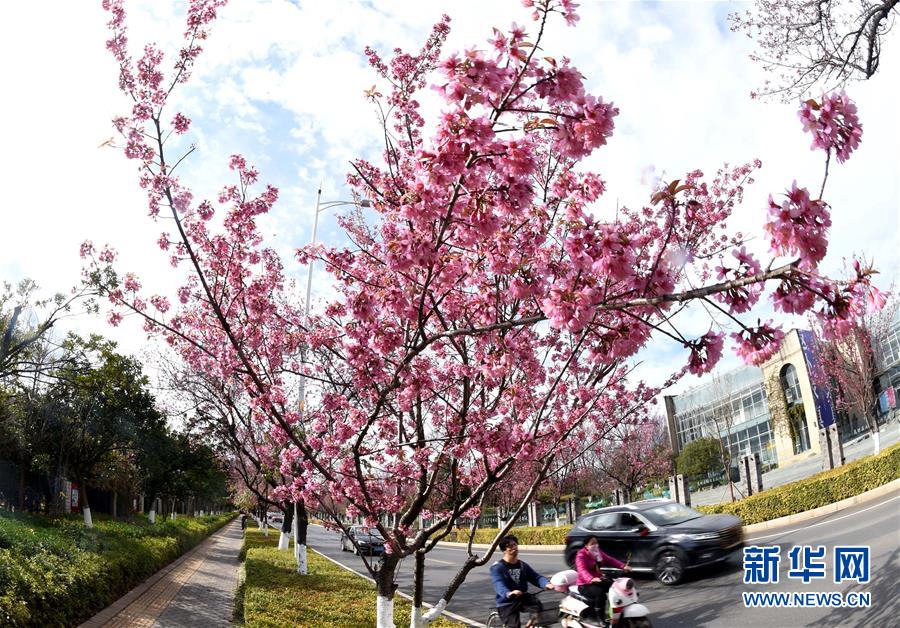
[621,618,652,628]
[564,544,581,568]
[655,548,685,586]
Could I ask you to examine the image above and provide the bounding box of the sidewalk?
[79,518,243,628]
[689,419,900,506]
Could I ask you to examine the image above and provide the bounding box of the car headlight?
[686,532,720,541]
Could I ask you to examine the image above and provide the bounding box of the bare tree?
[731,0,899,100]
[705,373,742,502]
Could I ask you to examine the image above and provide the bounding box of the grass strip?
[238,527,462,627]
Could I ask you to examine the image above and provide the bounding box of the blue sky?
[1,0,897,400]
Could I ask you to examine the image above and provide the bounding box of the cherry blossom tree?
[169,363,309,557]
[83,1,884,625]
[731,0,899,101]
[587,417,672,502]
[808,285,897,455]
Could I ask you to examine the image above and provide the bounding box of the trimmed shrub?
[0,510,233,627]
[697,443,900,524]
[446,525,571,546]
[238,528,460,627]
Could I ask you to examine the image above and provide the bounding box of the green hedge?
[697,442,900,524]
[0,510,233,627]
[446,525,571,546]
[238,528,460,627]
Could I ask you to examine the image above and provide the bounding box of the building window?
[877,321,900,371]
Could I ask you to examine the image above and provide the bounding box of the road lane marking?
[747,493,899,541]
[425,556,456,565]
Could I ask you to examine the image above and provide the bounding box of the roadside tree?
[676,437,722,479]
[50,335,162,527]
[590,419,672,502]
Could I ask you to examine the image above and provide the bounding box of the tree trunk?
[278,504,293,550]
[17,465,25,511]
[410,550,448,627]
[376,554,400,628]
[112,492,117,518]
[410,550,426,627]
[872,424,881,455]
[80,478,93,528]
[294,500,309,574]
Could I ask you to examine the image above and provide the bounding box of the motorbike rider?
[575,535,631,618]
[490,535,555,627]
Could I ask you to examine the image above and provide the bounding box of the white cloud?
[1,0,896,395]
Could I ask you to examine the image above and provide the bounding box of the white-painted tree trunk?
[296,544,307,574]
[417,599,447,627]
[376,595,395,628]
[171,512,177,521]
[555,513,560,527]
[873,429,881,455]
[278,531,290,550]
[83,507,93,528]
[149,509,156,524]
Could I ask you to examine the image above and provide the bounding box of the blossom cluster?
[799,92,863,163]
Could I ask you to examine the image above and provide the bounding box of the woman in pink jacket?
[574,536,631,617]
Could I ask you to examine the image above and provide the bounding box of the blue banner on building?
[798,330,836,428]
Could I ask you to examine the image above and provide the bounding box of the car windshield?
[353,527,383,540]
[642,503,703,526]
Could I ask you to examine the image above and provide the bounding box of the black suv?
[564,499,742,585]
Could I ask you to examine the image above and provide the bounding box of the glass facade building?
[668,365,778,470]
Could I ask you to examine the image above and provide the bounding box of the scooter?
[550,567,652,628]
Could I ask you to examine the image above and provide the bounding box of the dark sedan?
[564,499,743,585]
[340,525,386,556]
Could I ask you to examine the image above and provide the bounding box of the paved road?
[307,489,899,627]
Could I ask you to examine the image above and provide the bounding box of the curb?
[742,476,900,534]
[434,478,900,551]
[310,547,485,627]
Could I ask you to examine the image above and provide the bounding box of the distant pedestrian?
[240,512,248,530]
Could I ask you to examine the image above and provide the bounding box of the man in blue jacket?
[490,535,555,627]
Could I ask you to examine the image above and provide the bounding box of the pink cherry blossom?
[684,330,724,375]
[732,322,785,365]
[799,91,863,163]
[764,181,831,268]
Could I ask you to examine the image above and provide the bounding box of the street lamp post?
[291,188,371,574]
